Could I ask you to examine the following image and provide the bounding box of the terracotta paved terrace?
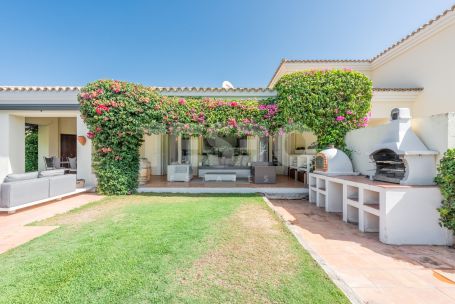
[269,199,455,304]
[0,193,103,255]
[141,175,305,188]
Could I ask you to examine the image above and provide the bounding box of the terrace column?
[0,114,25,182]
[76,115,96,186]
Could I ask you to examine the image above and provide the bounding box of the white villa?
[0,5,454,244]
[2,5,455,186]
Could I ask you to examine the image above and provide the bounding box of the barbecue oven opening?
[371,149,406,183]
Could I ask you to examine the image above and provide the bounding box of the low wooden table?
[204,172,237,182]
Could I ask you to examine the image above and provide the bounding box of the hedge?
[435,149,455,233]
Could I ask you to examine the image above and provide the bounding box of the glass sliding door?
[258,136,269,162]
[181,135,191,164]
[200,135,249,168]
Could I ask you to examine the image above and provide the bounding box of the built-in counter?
[309,173,453,245]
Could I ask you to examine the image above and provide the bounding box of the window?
[201,135,248,167]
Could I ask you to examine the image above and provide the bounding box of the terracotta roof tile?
[372,88,423,92]
[0,86,81,92]
[0,86,274,93]
[283,59,370,63]
[153,87,274,93]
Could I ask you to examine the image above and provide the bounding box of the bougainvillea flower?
[178,98,186,105]
[95,104,110,115]
[111,82,121,93]
[86,131,94,139]
[336,116,346,121]
[227,118,238,128]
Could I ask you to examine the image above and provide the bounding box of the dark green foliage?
[80,73,372,194]
[274,69,372,150]
[78,80,279,195]
[25,126,38,172]
[78,80,162,195]
[435,149,455,233]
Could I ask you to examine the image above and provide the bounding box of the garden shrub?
[25,126,38,172]
[435,149,455,233]
[79,81,281,194]
[152,96,278,137]
[80,71,372,195]
[79,80,162,195]
[274,69,372,150]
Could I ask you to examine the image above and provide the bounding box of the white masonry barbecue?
[369,108,438,185]
[314,146,357,176]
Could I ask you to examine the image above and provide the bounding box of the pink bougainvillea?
[95,104,110,115]
[336,116,346,121]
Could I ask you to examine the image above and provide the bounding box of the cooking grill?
[369,108,437,185]
[371,149,405,183]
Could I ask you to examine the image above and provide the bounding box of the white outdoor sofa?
[0,169,76,212]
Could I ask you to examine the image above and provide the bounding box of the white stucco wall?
[37,119,59,170]
[371,22,455,117]
[0,114,25,182]
[346,113,454,175]
[26,117,77,170]
[141,134,163,175]
[412,112,455,161]
[76,115,96,186]
[345,125,390,175]
[59,117,77,135]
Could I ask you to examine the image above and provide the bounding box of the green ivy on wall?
[25,125,38,172]
[274,69,372,150]
[435,149,455,233]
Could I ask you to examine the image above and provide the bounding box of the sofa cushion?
[240,155,250,167]
[4,172,39,183]
[48,174,76,197]
[208,154,220,166]
[1,178,49,208]
[38,169,65,178]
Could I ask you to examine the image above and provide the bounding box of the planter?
[138,158,151,185]
[77,136,86,145]
[76,179,85,188]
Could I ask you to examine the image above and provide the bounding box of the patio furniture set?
[43,156,77,174]
[0,169,77,212]
[0,157,79,213]
[167,162,277,184]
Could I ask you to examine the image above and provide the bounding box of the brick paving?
[269,199,455,304]
[0,193,103,254]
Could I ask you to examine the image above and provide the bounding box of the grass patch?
[0,194,348,303]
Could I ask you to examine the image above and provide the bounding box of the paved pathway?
[269,199,455,304]
[0,193,103,254]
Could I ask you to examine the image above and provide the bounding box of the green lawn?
[0,194,348,304]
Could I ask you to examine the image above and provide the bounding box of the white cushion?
[241,155,250,167]
[207,155,220,166]
[4,172,39,183]
[39,169,65,177]
[233,156,242,167]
